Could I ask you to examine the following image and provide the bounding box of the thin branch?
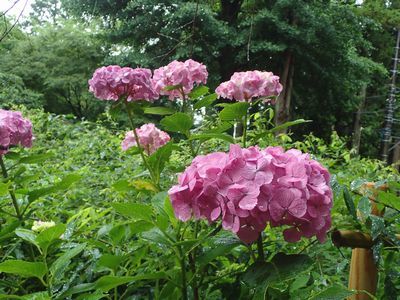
[0,0,28,43]
[0,0,20,18]
[189,0,200,58]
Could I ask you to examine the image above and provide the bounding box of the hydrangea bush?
[0,59,345,299]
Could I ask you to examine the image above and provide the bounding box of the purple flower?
[89,66,158,101]
[168,144,333,244]
[0,109,33,155]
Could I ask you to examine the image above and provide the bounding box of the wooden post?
[347,182,386,300]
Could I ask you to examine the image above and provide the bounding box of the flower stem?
[123,101,160,190]
[0,155,22,220]
[257,234,265,261]
[242,109,248,147]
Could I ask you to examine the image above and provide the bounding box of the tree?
[0,20,107,119]
[64,0,382,139]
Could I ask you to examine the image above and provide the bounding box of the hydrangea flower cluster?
[122,123,170,155]
[168,144,332,244]
[0,109,33,155]
[88,65,158,101]
[152,59,208,100]
[216,70,283,102]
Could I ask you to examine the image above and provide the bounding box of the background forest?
[1,0,400,158]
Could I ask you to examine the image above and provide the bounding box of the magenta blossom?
[0,109,33,155]
[152,59,208,100]
[122,123,170,155]
[169,144,332,244]
[89,65,158,102]
[216,70,283,102]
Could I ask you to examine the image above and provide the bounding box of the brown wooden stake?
[347,182,387,300]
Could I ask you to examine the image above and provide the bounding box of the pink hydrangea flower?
[0,109,33,155]
[215,70,283,102]
[122,123,170,155]
[169,144,332,244]
[89,65,158,102]
[152,59,208,100]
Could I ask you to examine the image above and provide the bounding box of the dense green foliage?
[0,1,400,299]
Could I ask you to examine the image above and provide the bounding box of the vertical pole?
[381,28,400,163]
[348,183,386,299]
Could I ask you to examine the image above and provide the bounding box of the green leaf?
[28,173,81,202]
[189,86,209,99]
[148,142,174,177]
[15,228,39,248]
[267,119,312,134]
[50,243,86,278]
[189,133,234,143]
[198,242,240,266]
[164,84,182,91]
[112,179,131,192]
[112,203,153,222]
[143,107,176,115]
[343,187,357,222]
[219,102,249,121]
[36,224,66,253]
[95,273,166,292]
[310,284,355,300]
[129,220,155,235]
[243,253,313,287]
[0,181,11,196]
[357,196,371,218]
[18,153,54,164]
[377,191,400,210]
[160,113,193,136]
[193,93,217,109]
[0,260,46,280]
[369,215,385,240]
[98,254,124,270]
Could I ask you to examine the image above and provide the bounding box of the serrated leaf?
[143,107,176,115]
[0,260,46,280]
[193,93,217,109]
[160,113,193,136]
[189,86,209,99]
[112,203,153,222]
[267,119,311,134]
[219,102,249,121]
[148,142,174,178]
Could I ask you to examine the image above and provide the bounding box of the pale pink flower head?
[89,65,158,102]
[0,109,33,155]
[216,70,283,102]
[121,123,170,155]
[152,59,208,100]
[169,144,333,244]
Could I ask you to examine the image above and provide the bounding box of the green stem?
[257,234,265,261]
[0,155,22,220]
[178,246,188,300]
[242,109,248,147]
[189,222,200,300]
[123,101,160,190]
[43,253,52,297]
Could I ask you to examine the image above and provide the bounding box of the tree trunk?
[274,51,294,133]
[352,85,367,155]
